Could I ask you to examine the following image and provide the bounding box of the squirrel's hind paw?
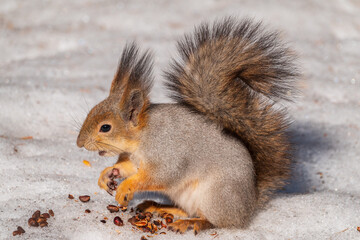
[168,219,213,235]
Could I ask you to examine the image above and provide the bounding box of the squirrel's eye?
[100,124,111,133]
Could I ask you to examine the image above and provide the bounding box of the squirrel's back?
[165,17,299,203]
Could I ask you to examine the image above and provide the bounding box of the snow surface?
[1,0,360,239]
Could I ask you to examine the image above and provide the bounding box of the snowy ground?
[1,0,360,239]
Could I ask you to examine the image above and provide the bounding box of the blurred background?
[0,0,359,239]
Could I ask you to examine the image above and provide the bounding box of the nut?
[32,210,40,219]
[68,194,74,199]
[28,218,39,227]
[79,195,90,202]
[48,209,54,217]
[113,216,124,226]
[85,209,91,213]
[107,205,119,213]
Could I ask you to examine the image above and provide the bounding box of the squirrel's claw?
[98,166,121,194]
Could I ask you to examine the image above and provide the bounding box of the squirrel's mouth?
[99,151,107,156]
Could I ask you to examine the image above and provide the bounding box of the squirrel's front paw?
[98,167,121,195]
[115,183,134,206]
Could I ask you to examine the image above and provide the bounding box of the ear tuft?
[110,42,154,97]
[121,89,145,126]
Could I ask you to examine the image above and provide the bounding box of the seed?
[120,206,127,212]
[40,222,48,227]
[12,231,21,236]
[135,220,148,227]
[107,205,119,213]
[79,195,90,202]
[32,210,40,219]
[113,216,124,226]
[100,220,106,223]
[28,218,39,227]
[41,213,50,218]
[17,226,25,233]
[68,194,74,199]
[85,209,91,213]
[48,209,54,217]
[37,217,47,223]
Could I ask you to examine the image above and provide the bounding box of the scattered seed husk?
[12,231,21,236]
[153,220,161,226]
[107,205,119,213]
[48,209,54,217]
[100,220,106,223]
[120,206,127,212]
[163,213,174,224]
[32,210,41,219]
[37,217,47,224]
[128,216,137,226]
[17,226,25,233]
[68,194,74,199]
[113,216,124,226]
[40,222,48,228]
[357,226,360,232]
[85,209,91,213]
[41,213,50,219]
[28,218,39,227]
[79,195,90,202]
[160,232,166,234]
[138,213,146,220]
[140,236,148,240]
[135,220,148,227]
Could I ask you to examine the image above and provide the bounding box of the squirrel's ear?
[110,43,139,96]
[121,89,144,126]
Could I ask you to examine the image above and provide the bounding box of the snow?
[0,0,360,239]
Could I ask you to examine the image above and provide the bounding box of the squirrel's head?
[76,43,153,157]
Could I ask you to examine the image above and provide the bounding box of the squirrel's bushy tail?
[165,17,299,203]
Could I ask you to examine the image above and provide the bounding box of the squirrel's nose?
[76,136,84,148]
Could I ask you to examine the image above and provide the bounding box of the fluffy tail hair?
[165,17,299,203]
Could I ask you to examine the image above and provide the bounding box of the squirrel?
[76,17,298,234]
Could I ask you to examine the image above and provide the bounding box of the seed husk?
[135,220,148,227]
[68,194,74,199]
[120,206,127,212]
[85,209,91,213]
[48,209,54,217]
[113,216,124,226]
[28,218,39,227]
[37,217,47,223]
[12,231,21,236]
[140,236,148,240]
[32,210,40,219]
[153,220,161,226]
[107,205,119,213]
[41,213,50,218]
[100,220,106,223]
[40,222,48,227]
[128,216,137,226]
[160,232,166,235]
[17,226,25,233]
[79,195,90,202]
[138,213,146,220]
[163,213,174,224]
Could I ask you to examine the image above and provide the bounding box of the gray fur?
[131,104,256,228]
